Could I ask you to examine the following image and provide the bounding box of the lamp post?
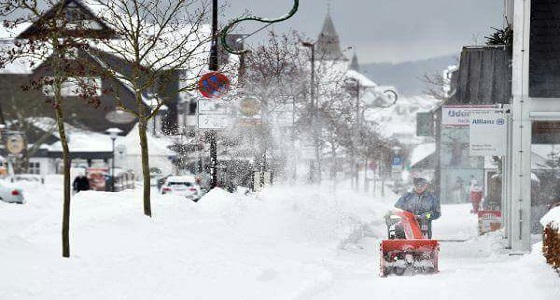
[106,128,123,192]
[302,41,320,183]
[345,77,398,191]
[344,77,362,190]
[208,0,219,189]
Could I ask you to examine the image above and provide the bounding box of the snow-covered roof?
[365,95,441,144]
[91,23,211,71]
[0,1,214,80]
[48,125,121,152]
[39,117,175,156]
[409,143,435,167]
[345,69,377,88]
[0,38,50,74]
[0,53,38,74]
[120,123,175,156]
[0,22,32,39]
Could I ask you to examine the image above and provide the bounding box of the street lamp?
[302,42,315,110]
[302,41,321,183]
[106,127,123,192]
[344,77,399,191]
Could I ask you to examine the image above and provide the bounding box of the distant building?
[0,0,239,178]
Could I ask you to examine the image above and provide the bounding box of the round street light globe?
[106,128,123,139]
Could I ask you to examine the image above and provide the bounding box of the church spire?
[316,11,347,61]
[349,51,360,71]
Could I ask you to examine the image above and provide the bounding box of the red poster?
[87,168,108,191]
[478,211,502,235]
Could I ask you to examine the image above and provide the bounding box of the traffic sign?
[198,115,231,129]
[198,72,230,99]
[198,99,229,115]
[392,156,403,172]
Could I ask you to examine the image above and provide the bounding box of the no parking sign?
[198,71,230,99]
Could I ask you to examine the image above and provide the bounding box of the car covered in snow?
[160,176,202,201]
[0,181,24,204]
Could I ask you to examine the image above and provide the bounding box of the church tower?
[316,12,348,61]
[349,51,360,71]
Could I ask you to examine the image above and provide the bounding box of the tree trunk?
[138,116,152,217]
[57,104,72,258]
[50,36,72,258]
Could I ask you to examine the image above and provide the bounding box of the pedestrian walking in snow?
[73,173,90,194]
[469,176,483,213]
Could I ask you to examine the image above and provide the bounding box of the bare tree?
[241,30,308,181]
[420,71,447,101]
[241,29,386,187]
[83,0,212,217]
[0,0,104,257]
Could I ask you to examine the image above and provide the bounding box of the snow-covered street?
[1,177,559,299]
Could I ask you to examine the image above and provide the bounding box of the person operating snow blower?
[379,177,441,277]
[394,177,441,238]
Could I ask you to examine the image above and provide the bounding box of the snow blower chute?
[379,210,439,276]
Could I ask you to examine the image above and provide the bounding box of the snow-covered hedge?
[541,206,560,272]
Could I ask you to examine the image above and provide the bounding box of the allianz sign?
[442,105,498,126]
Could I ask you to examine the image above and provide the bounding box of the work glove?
[420,212,432,220]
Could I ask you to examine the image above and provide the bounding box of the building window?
[28,162,40,175]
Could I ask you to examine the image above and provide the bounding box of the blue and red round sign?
[198,71,230,99]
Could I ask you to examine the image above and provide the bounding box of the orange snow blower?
[379,210,439,276]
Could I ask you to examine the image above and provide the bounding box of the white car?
[160,176,202,201]
[0,181,24,204]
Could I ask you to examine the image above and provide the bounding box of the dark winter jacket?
[395,191,441,239]
[73,175,90,192]
[395,191,441,221]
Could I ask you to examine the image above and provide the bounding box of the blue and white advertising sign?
[442,105,497,126]
[469,110,508,156]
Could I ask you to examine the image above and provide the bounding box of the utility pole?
[209,0,219,189]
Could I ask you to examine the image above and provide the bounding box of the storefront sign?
[478,211,502,235]
[469,110,508,156]
[442,105,497,126]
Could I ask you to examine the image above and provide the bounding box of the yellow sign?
[239,98,260,117]
[6,134,25,154]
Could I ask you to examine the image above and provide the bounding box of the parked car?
[157,175,171,190]
[160,176,202,201]
[0,181,24,204]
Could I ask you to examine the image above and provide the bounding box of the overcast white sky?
[223,0,505,64]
